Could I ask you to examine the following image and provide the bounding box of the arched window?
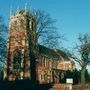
[13,48,22,72]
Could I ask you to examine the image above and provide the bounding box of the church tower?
[7,10,37,81]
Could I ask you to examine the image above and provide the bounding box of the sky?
[0,0,90,70]
[0,0,90,49]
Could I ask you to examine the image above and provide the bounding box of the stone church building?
[3,9,75,84]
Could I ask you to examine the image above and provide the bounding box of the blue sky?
[0,0,90,50]
[0,0,90,49]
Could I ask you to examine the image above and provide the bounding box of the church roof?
[39,45,70,61]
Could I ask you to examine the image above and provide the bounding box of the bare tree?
[67,34,90,84]
[0,16,7,65]
[6,10,62,82]
[27,10,62,83]
[32,10,61,48]
[77,34,90,84]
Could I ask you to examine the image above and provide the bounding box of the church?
[3,8,75,84]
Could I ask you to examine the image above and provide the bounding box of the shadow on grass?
[0,80,53,90]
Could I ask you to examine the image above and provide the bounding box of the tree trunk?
[30,53,37,83]
[81,65,86,84]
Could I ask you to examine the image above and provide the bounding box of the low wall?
[49,84,72,90]
[73,84,90,90]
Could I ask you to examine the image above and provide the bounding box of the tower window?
[29,20,32,29]
[13,49,22,72]
[14,21,17,25]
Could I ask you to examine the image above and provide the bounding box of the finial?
[25,3,27,13]
[17,5,20,14]
[10,5,12,17]
[29,6,32,13]
[34,11,36,16]
[17,0,20,14]
[28,0,32,14]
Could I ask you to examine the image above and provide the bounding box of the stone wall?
[73,84,90,90]
[49,84,72,90]
[49,84,90,90]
